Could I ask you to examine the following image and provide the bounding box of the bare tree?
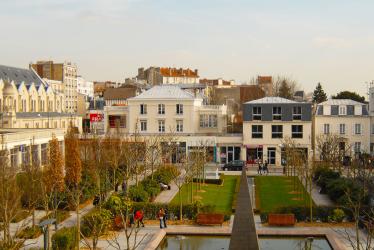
[272,75,299,99]
[0,138,26,249]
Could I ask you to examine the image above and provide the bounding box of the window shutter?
[352,124,355,135]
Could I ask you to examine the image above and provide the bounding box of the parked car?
[223,160,245,171]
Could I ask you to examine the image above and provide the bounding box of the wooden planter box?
[196,213,225,226]
[268,214,295,226]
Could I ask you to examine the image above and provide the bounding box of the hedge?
[52,226,77,250]
[259,205,354,223]
[192,178,223,185]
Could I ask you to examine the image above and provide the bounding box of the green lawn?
[170,175,239,214]
[255,176,314,213]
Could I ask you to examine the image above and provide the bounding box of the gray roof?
[130,85,197,100]
[319,99,365,106]
[245,96,300,104]
[0,64,46,89]
[16,112,80,118]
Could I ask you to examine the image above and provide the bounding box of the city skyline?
[1,0,373,97]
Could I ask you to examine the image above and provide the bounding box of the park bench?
[196,213,225,226]
[268,214,295,226]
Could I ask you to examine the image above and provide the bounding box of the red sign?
[90,113,104,122]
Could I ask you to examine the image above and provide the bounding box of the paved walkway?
[23,172,151,249]
[154,170,186,203]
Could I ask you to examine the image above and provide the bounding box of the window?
[140,120,147,132]
[158,104,165,114]
[339,124,345,135]
[293,106,302,120]
[140,104,147,114]
[108,115,126,128]
[252,125,263,138]
[199,114,218,128]
[291,125,303,138]
[354,142,361,153]
[158,120,165,132]
[176,120,183,132]
[323,124,330,134]
[41,144,48,165]
[371,124,374,135]
[355,123,362,135]
[339,106,346,115]
[10,148,18,168]
[271,125,283,138]
[272,106,282,120]
[253,107,262,120]
[176,104,183,115]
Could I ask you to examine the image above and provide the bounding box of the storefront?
[219,146,241,164]
[246,145,263,164]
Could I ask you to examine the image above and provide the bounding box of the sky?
[1,0,373,97]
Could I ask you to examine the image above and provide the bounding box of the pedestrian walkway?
[154,170,186,203]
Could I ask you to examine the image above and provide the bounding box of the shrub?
[129,185,149,202]
[131,202,202,220]
[329,208,345,223]
[315,168,340,193]
[52,226,77,250]
[192,178,223,185]
[16,226,42,239]
[104,194,123,215]
[153,165,179,184]
[142,178,161,198]
[81,209,112,237]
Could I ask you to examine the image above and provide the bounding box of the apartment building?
[31,61,78,113]
[243,97,312,166]
[104,85,244,163]
[0,65,81,132]
[315,99,370,156]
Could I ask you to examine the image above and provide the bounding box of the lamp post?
[252,183,255,208]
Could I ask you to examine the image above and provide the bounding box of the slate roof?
[16,112,79,118]
[245,96,299,104]
[0,64,46,88]
[319,99,365,106]
[130,85,197,100]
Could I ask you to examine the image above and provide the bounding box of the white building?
[242,97,312,166]
[77,76,94,98]
[0,128,65,170]
[315,99,370,156]
[104,85,244,163]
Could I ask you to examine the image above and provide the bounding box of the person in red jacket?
[134,209,144,228]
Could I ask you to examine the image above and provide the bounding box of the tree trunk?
[179,189,183,221]
[76,189,80,250]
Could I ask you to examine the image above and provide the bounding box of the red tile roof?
[160,67,198,78]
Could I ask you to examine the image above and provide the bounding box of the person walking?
[163,208,168,228]
[157,208,165,228]
[135,209,145,227]
[257,158,262,175]
[264,160,269,175]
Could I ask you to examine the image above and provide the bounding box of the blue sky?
[1,0,373,96]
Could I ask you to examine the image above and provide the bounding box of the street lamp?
[252,183,255,208]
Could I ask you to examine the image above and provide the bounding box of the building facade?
[104,85,244,163]
[315,99,370,156]
[243,97,312,166]
[0,65,82,132]
[31,61,78,113]
[137,67,199,85]
[0,128,65,170]
[77,76,94,98]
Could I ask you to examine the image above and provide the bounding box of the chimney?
[194,69,198,76]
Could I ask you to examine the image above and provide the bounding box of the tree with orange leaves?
[65,126,82,249]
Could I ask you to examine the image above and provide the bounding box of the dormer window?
[339,106,346,115]
[253,107,262,120]
[293,106,302,120]
[272,106,282,120]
